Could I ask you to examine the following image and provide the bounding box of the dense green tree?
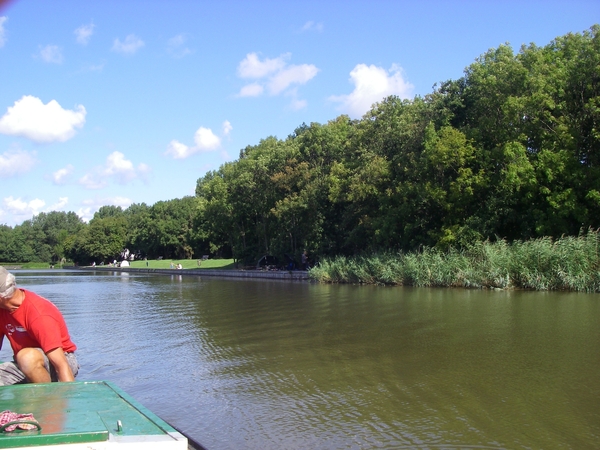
[93,205,124,220]
[68,215,128,264]
[132,197,201,259]
[6,26,600,265]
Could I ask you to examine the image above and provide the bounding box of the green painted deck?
[0,381,188,449]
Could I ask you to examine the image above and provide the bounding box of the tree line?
[1,26,598,268]
[0,199,206,265]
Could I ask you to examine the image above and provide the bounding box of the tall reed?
[309,228,600,292]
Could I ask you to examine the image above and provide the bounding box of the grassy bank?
[0,262,69,269]
[309,229,600,292]
[104,258,235,270]
[1,259,236,271]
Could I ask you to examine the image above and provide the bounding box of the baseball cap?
[0,266,11,293]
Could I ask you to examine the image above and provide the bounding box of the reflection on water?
[5,270,599,449]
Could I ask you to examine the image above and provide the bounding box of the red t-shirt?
[0,289,77,356]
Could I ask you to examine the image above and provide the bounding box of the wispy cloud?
[49,197,68,211]
[222,120,232,136]
[75,23,95,45]
[238,53,288,78]
[238,83,263,97]
[0,194,71,225]
[0,95,86,143]
[38,44,63,64]
[51,164,74,185]
[301,21,323,33]
[167,33,192,58]
[0,149,37,177]
[79,151,150,189]
[0,16,7,47]
[78,196,132,222]
[329,64,414,118]
[2,196,46,221]
[112,34,144,55]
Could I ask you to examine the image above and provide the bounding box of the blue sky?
[0,0,597,226]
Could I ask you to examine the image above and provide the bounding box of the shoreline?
[65,265,311,281]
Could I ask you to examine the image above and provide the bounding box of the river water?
[3,269,599,449]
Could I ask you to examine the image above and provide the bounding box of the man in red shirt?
[0,267,79,385]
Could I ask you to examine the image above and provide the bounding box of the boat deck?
[0,381,188,449]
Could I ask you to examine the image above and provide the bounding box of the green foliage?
[3,26,599,278]
[0,212,84,263]
[310,229,600,292]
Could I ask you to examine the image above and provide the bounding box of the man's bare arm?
[46,348,74,382]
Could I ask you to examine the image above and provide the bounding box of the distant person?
[0,267,79,385]
[301,250,308,270]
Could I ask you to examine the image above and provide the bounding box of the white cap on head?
[0,267,17,299]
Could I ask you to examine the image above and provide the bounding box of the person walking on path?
[0,267,79,385]
[301,250,308,270]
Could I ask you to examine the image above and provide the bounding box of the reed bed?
[309,228,600,292]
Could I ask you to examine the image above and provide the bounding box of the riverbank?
[310,230,600,292]
[66,265,311,281]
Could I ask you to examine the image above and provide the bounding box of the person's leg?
[15,348,51,383]
[0,361,26,385]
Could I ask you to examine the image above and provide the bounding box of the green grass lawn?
[125,258,235,270]
[0,262,59,269]
[2,259,236,270]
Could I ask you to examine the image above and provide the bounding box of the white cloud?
[238,52,289,78]
[301,21,323,32]
[167,33,192,58]
[38,45,63,64]
[288,97,307,111]
[52,164,74,185]
[238,83,264,97]
[222,120,232,136]
[104,151,135,180]
[236,53,318,107]
[78,196,132,222]
[75,23,95,45]
[0,195,71,225]
[48,197,68,211]
[166,124,226,160]
[79,151,148,189]
[194,127,220,150]
[75,207,93,222]
[329,64,414,118]
[78,173,107,190]
[112,34,144,55]
[165,140,192,159]
[3,196,46,219]
[0,95,86,143]
[0,150,37,177]
[0,16,7,48]
[268,64,320,95]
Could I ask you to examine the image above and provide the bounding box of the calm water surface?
[4,270,599,449]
